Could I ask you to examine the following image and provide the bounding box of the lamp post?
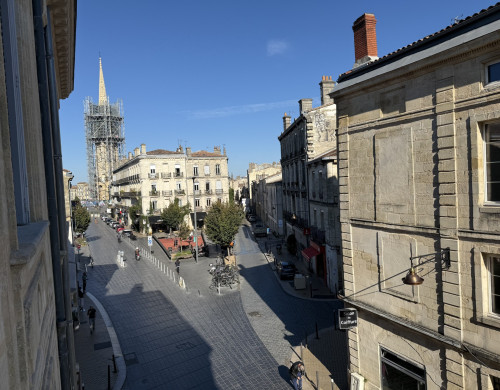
[192,178,198,263]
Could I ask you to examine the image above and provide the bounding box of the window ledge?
[11,221,50,266]
[477,314,500,329]
[479,205,500,214]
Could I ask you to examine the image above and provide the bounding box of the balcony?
[161,172,171,179]
[162,190,172,197]
[194,190,201,196]
[215,189,223,195]
[122,191,140,197]
[205,189,212,195]
[149,173,159,179]
[204,172,211,176]
[175,189,185,195]
[174,172,184,178]
[149,191,159,197]
[194,206,203,212]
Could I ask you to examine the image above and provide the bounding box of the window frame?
[486,59,500,86]
[483,123,500,204]
[488,255,500,317]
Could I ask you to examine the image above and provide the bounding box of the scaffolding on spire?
[84,57,125,201]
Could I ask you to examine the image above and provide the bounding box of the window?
[151,184,157,193]
[193,165,199,176]
[206,198,211,207]
[2,0,30,224]
[178,199,182,206]
[487,61,500,84]
[176,182,181,190]
[320,211,325,229]
[489,256,500,316]
[175,164,181,177]
[206,182,210,191]
[216,164,221,175]
[151,200,157,211]
[194,182,199,191]
[485,124,500,202]
[492,375,500,390]
[150,165,156,174]
[204,165,210,175]
[195,198,200,207]
[381,348,426,390]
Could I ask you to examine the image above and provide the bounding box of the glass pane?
[493,257,500,276]
[382,362,425,390]
[492,375,500,390]
[492,294,500,315]
[487,182,500,202]
[493,276,500,295]
[487,142,500,164]
[489,62,500,83]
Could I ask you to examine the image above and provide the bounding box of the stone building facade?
[278,76,337,278]
[254,173,283,236]
[0,0,77,389]
[112,144,230,229]
[247,161,281,215]
[332,8,500,389]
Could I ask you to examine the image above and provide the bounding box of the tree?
[178,223,191,249]
[128,201,142,231]
[161,198,191,232]
[229,187,234,202]
[204,200,244,248]
[73,202,90,233]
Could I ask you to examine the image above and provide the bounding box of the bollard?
[331,378,334,390]
[316,371,319,390]
[316,322,319,339]
[305,331,308,348]
[107,365,111,390]
[198,289,201,296]
[112,354,117,373]
[300,343,303,360]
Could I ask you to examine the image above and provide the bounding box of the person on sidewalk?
[78,286,85,311]
[87,306,96,334]
[175,259,180,274]
[289,361,305,390]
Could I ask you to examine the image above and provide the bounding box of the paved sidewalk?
[72,241,126,390]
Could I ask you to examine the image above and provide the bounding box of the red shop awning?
[301,246,320,261]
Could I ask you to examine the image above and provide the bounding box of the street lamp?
[402,248,451,285]
[192,177,198,263]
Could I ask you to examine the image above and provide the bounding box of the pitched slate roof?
[338,3,500,82]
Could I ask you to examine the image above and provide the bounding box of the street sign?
[338,308,358,330]
[193,236,197,243]
[147,236,153,247]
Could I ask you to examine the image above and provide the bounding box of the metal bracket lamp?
[402,248,451,286]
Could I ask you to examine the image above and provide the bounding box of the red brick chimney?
[352,13,378,67]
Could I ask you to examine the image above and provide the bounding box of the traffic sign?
[148,236,153,247]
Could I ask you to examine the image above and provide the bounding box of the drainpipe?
[32,1,74,388]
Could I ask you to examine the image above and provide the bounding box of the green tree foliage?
[178,223,191,249]
[128,201,142,231]
[229,187,234,202]
[204,200,244,247]
[161,198,190,231]
[73,203,90,233]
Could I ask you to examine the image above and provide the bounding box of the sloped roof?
[191,150,222,157]
[146,149,182,155]
[338,3,500,82]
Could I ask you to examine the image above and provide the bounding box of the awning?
[301,246,320,261]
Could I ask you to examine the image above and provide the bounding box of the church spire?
[98,57,107,105]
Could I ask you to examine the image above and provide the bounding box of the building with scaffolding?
[84,58,125,201]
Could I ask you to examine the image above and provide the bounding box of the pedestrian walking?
[82,271,88,293]
[87,306,96,334]
[78,286,85,311]
[175,259,180,274]
[289,361,305,390]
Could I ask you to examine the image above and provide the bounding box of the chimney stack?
[319,76,335,105]
[186,147,191,156]
[134,147,140,157]
[299,99,313,115]
[283,113,291,131]
[128,152,132,160]
[352,13,378,67]
[140,144,146,155]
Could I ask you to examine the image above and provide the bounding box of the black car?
[277,261,296,280]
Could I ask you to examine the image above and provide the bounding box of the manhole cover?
[248,311,262,317]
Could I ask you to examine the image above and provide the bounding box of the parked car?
[122,229,136,240]
[277,261,296,280]
[253,222,267,237]
[247,214,257,222]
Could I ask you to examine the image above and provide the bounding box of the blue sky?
[60,0,496,182]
